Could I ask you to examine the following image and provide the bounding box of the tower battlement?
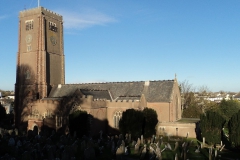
[19,7,62,18]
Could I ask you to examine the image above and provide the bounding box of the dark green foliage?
[119,109,144,139]
[119,108,158,139]
[1,113,14,129]
[200,111,225,145]
[0,103,6,122]
[69,110,90,138]
[182,105,203,118]
[228,110,240,147]
[142,108,158,138]
[218,99,240,122]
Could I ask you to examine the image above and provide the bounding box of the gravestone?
[121,140,125,154]
[47,146,55,160]
[151,135,156,143]
[80,140,86,152]
[220,144,225,151]
[33,126,38,136]
[209,147,212,160]
[140,145,147,160]
[132,140,136,147]
[137,138,141,146]
[149,145,155,159]
[125,146,129,155]
[84,146,96,160]
[99,146,104,154]
[125,133,128,141]
[155,145,162,160]
[15,128,18,136]
[195,145,200,153]
[71,140,78,153]
[119,134,123,141]
[182,142,185,148]
[214,149,218,158]
[62,148,70,160]
[135,143,140,152]
[111,141,116,154]
[117,139,122,148]
[99,130,103,139]
[116,147,123,160]
[167,143,172,150]
[22,151,32,160]
[148,139,151,144]
[203,137,205,146]
[17,140,22,147]
[159,136,163,146]
[181,142,188,160]
[173,141,179,151]
[8,137,15,146]
[8,129,13,135]
[128,134,131,143]
[175,153,178,160]
[141,135,144,144]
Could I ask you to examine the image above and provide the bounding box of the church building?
[15,6,196,137]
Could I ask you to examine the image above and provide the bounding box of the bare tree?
[179,80,196,109]
[198,85,210,96]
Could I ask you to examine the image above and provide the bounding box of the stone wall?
[147,102,170,122]
[156,122,198,138]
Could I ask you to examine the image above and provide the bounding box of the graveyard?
[0,126,240,160]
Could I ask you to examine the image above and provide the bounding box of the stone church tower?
[15,7,65,128]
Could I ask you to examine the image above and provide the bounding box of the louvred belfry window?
[26,20,33,31]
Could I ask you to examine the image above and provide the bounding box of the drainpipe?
[169,102,171,122]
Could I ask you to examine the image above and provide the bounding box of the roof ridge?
[63,79,174,85]
[80,89,108,91]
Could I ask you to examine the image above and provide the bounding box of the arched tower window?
[113,111,122,128]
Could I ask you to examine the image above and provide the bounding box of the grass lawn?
[176,118,200,123]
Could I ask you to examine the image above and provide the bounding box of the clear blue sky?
[0,0,240,92]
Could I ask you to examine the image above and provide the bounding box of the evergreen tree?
[0,103,6,123]
[218,99,240,122]
[228,110,240,147]
[200,111,225,145]
[119,109,144,139]
[69,110,90,138]
[142,108,158,138]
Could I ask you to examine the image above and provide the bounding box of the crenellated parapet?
[20,7,62,19]
[107,99,140,109]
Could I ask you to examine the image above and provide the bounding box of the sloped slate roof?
[234,92,240,98]
[48,80,175,102]
[80,89,111,100]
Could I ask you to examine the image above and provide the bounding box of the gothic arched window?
[113,111,122,128]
